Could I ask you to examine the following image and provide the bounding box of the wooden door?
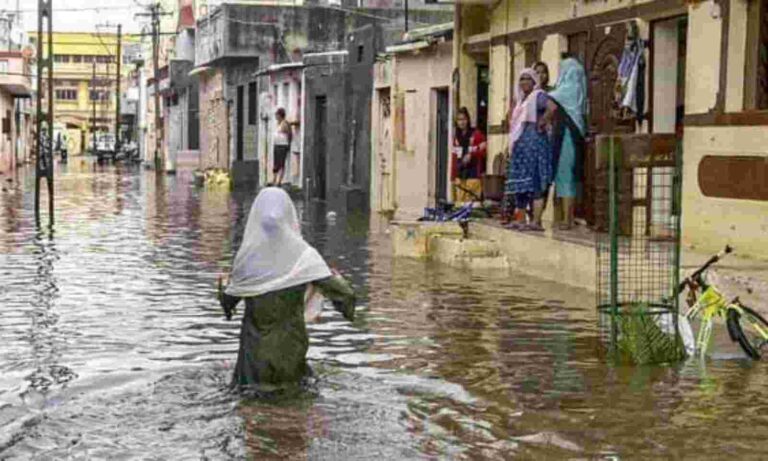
[575,25,635,227]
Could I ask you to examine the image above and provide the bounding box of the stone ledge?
[391,220,768,315]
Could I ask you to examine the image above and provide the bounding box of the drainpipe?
[347,118,356,185]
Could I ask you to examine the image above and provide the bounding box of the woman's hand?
[537,117,549,133]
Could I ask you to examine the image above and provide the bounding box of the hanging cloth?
[225,187,332,298]
[617,39,646,124]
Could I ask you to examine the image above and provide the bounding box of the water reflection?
[1,161,768,459]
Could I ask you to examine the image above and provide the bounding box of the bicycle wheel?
[726,305,768,360]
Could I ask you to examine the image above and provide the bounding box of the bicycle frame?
[685,285,727,357]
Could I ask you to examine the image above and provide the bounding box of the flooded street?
[2,162,768,459]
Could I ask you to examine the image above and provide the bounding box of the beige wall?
[681,1,768,259]
[682,127,768,257]
[372,42,453,219]
[685,2,721,113]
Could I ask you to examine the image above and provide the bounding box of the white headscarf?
[509,68,544,150]
[225,187,332,298]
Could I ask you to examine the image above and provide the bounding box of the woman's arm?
[314,275,356,321]
[539,99,558,132]
[471,130,487,176]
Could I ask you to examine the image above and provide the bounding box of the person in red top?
[451,107,487,203]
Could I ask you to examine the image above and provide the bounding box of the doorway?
[236,85,244,161]
[476,65,489,134]
[313,96,327,200]
[651,16,687,136]
[375,88,392,211]
[569,24,635,227]
[435,88,450,204]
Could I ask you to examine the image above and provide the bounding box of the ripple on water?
[2,162,768,459]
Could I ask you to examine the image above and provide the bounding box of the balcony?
[194,3,350,67]
[0,51,32,97]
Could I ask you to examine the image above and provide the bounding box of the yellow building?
[30,32,139,155]
[453,0,768,261]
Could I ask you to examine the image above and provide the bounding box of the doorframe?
[236,85,244,161]
[648,14,688,135]
[432,86,451,206]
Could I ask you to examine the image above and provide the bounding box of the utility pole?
[404,0,409,33]
[115,24,122,153]
[34,0,53,228]
[136,3,171,171]
[91,60,96,154]
[136,3,166,171]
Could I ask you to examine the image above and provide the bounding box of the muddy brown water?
[1,161,767,459]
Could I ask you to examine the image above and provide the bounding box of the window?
[90,90,109,101]
[55,89,78,101]
[54,54,70,63]
[83,55,94,63]
[0,60,7,73]
[248,81,257,125]
[73,55,82,63]
[357,44,365,63]
[96,55,113,64]
[745,0,768,110]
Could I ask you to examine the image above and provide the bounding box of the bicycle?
[680,245,768,360]
[419,201,475,222]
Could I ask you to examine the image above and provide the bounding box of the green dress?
[220,276,355,388]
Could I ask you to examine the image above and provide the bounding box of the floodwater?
[1,161,767,460]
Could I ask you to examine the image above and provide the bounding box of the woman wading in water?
[218,188,355,390]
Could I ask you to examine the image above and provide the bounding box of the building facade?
[29,32,140,156]
[192,1,452,190]
[453,0,768,260]
[0,50,32,174]
[371,24,454,218]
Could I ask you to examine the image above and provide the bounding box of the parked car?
[93,133,116,161]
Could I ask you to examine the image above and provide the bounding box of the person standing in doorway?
[272,108,292,186]
[547,57,588,230]
[505,68,554,231]
[451,107,487,203]
[534,61,553,92]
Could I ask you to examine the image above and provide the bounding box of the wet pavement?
[1,160,768,459]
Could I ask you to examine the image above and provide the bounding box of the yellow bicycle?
[681,246,768,359]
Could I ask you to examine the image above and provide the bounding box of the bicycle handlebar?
[678,245,733,293]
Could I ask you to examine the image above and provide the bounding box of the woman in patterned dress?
[505,68,556,231]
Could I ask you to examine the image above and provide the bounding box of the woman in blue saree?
[548,57,588,230]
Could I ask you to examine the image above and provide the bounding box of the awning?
[385,40,431,54]
[253,61,304,77]
[188,66,213,77]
